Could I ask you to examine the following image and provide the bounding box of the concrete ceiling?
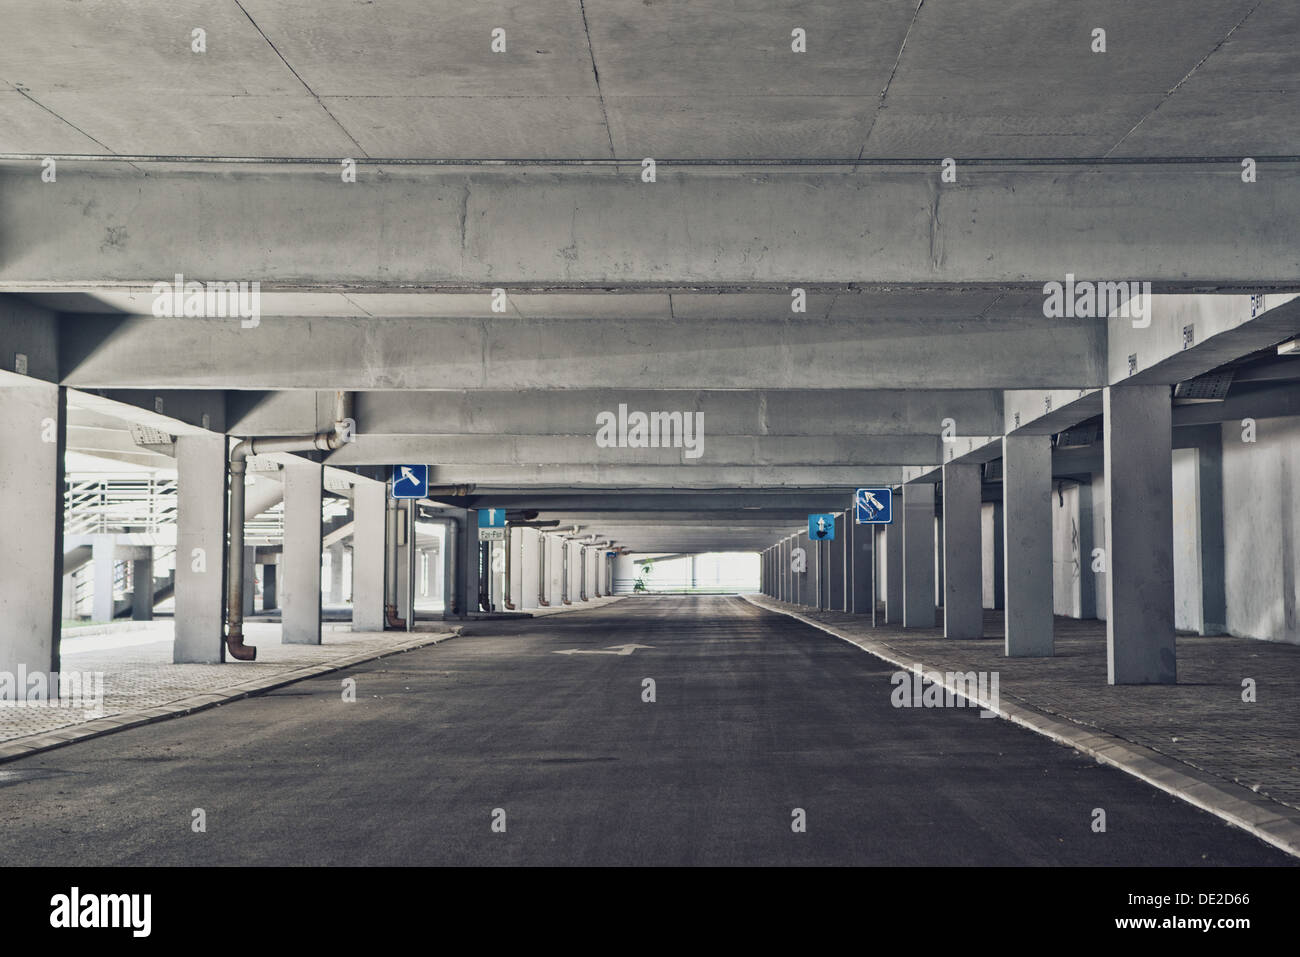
[2,0,1297,159]
[4,2,1299,555]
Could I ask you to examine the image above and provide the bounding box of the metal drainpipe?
[384,498,407,629]
[225,420,352,662]
[561,539,570,604]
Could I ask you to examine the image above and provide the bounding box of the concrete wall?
[1221,415,1300,644]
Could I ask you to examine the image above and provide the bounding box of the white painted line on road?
[553,643,654,656]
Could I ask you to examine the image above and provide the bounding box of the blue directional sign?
[808,513,836,541]
[391,464,429,499]
[478,508,506,528]
[855,487,893,524]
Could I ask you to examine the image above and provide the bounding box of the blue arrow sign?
[478,508,506,528]
[391,464,429,499]
[855,487,892,524]
[808,513,836,541]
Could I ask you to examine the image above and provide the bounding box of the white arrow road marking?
[553,644,655,656]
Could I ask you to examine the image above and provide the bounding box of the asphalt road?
[0,596,1292,866]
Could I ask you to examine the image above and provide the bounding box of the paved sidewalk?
[746,595,1300,858]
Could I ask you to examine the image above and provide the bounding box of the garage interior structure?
[2,0,1299,689]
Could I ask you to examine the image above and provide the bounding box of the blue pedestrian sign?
[808,513,836,541]
[855,487,892,524]
[478,508,506,528]
[391,464,429,499]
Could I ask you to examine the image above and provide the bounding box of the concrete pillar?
[1105,385,1176,684]
[327,542,346,605]
[261,562,277,610]
[943,463,983,639]
[902,483,936,628]
[457,509,479,616]
[352,480,386,632]
[787,536,796,603]
[398,504,417,622]
[883,513,904,624]
[934,513,944,610]
[1175,425,1227,634]
[174,433,227,664]
[982,501,1005,610]
[281,459,323,644]
[813,535,824,610]
[241,545,256,616]
[848,514,874,620]
[521,529,541,609]
[131,555,154,621]
[1003,435,1054,657]
[0,383,66,689]
[806,533,820,607]
[829,516,846,611]
[785,535,795,600]
[92,536,117,623]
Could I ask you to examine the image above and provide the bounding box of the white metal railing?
[64,477,179,535]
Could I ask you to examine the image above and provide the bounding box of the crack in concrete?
[1106,0,1265,156]
[855,0,925,169]
[233,0,369,158]
[577,0,617,160]
[7,85,137,169]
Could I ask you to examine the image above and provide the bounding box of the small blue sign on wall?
[855,488,892,524]
[808,513,836,541]
[478,508,506,528]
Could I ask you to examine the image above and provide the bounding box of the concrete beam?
[59,312,1104,391]
[348,389,1002,437]
[427,464,905,487]
[458,491,864,511]
[330,433,944,467]
[6,167,1300,286]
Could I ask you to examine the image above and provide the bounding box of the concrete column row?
[758,385,1181,686]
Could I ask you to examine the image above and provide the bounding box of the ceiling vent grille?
[1173,371,1234,403]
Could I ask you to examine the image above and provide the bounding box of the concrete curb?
[0,628,462,765]
[742,595,1300,861]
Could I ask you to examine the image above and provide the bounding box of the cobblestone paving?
[750,597,1300,813]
